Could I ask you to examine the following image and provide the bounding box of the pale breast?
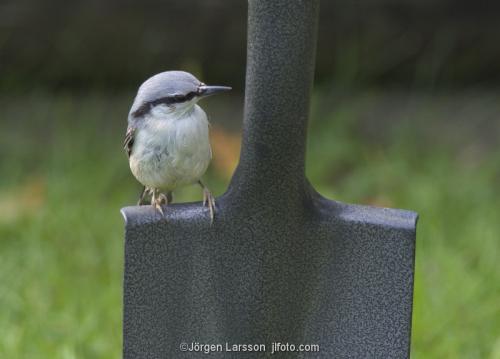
[129,105,212,190]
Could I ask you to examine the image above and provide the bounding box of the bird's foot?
[152,199,164,216]
[158,193,169,205]
[151,190,166,217]
[137,186,150,205]
[202,187,216,223]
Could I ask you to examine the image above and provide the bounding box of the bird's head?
[129,71,231,119]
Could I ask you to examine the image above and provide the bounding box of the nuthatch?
[124,71,231,221]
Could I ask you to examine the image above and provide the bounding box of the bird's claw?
[158,193,168,205]
[151,190,168,217]
[202,188,216,223]
[154,200,164,216]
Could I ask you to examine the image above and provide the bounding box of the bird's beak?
[198,85,232,98]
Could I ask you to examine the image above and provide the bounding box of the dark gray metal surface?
[121,0,418,358]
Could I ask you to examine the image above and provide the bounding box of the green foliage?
[0,93,499,358]
[307,91,500,358]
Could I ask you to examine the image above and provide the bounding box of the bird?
[124,71,231,221]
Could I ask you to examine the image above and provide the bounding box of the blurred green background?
[1,0,499,358]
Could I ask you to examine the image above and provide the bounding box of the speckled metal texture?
[121,0,418,358]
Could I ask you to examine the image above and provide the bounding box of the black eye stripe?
[131,91,198,118]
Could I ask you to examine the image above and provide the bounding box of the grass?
[0,91,499,358]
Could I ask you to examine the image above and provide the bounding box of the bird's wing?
[123,127,136,157]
